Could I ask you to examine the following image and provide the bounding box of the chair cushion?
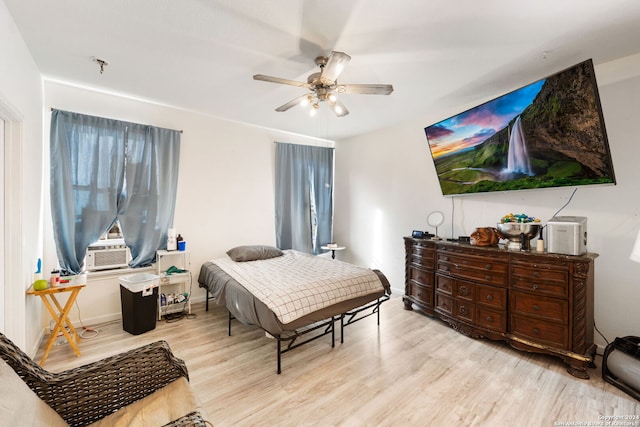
[0,359,68,426]
[88,377,207,427]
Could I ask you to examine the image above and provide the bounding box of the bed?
[197,245,391,373]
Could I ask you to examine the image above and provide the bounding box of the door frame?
[0,96,24,342]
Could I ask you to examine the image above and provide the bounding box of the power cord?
[74,300,100,339]
[593,320,610,357]
[551,188,578,218]
[451,196,455,239]
[538,187,579,237]
[164,311,186,323]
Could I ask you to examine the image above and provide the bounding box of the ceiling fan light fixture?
[309,103,319,117]
[254,50,392,118]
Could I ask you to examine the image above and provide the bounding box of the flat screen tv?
[424,59,616,196]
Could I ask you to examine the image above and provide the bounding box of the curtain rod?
[50,108,183,133]
[274,141,334,148]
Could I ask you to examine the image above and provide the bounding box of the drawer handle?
[485,264,492,270]
[459,306,468,315]
[534,271,540,278]
[533,304,540,311]
[486,294,494,301]
[485,275,492,281]
[486,316,494,323]
[443,256,449,261]
[459,287,469,296]
[533,328,541,335]
[532,284,539,291]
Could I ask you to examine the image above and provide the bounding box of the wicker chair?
[0,332,209,426]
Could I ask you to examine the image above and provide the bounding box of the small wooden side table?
[26,283,86,365]
[321,245,346,259]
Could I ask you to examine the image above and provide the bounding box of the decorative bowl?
[496,222,541,251]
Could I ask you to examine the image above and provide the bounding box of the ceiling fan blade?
[253,74,311,88]
[326,96,349,117]
[275,93,313,112]
[337,84,394,95]
[319,51,351,85]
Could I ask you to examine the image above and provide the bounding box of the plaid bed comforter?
[212,250,385,324]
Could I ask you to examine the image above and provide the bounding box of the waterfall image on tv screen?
[424,59,616,196]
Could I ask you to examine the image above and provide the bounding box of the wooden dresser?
[404,238,437,315]
[403,237,597,378]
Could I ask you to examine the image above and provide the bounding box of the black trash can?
[119,273,159,335]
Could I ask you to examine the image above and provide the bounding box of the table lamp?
[631,227,640,263]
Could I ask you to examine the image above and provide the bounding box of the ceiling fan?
[253,51,393,117]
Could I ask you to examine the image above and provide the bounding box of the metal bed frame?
[225,293,391,374]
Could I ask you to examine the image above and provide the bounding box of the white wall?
[0,1,44,352]
[42,81,333,329]
[5,0,639,355]
[333,53,640,350]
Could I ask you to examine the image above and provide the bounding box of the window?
[50,110,181,274]
[274,142,334,255]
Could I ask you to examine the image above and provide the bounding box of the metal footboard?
[340,294,390,343]
[228,294,390,374]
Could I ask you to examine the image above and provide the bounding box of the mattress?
[198,250,391,336]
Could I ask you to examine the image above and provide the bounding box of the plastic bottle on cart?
[177,234,185,251]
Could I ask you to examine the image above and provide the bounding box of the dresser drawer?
[411,243,435,257]
[435,293,453,315]
[437,252,508,272]
[438,244,509,262]
[437,253,507,287]
[510,264,569,298]
[476,284,507,310]
[438,261,507,287]
[511,315,569,349]
[409,266,434,287]
[453,300,475,323]
[407,280,433,307]
[411,254,436,270]
[454,280,474,301]
[410,240,435,269]
[510,291,568,323]
[435,274,453,295]
[477,306,507,333]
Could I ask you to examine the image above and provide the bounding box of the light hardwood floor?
[37,295,639,426]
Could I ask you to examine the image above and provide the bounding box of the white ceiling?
[5,0,640,140]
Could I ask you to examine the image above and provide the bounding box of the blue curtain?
[275,142,334,255]
[50,110,181,274]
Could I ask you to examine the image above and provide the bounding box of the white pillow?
[0,359,68,426]
[88,377,207,427]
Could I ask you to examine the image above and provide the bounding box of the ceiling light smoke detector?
[91,57,109,74]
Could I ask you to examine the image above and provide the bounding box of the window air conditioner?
[85,239,131,271]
